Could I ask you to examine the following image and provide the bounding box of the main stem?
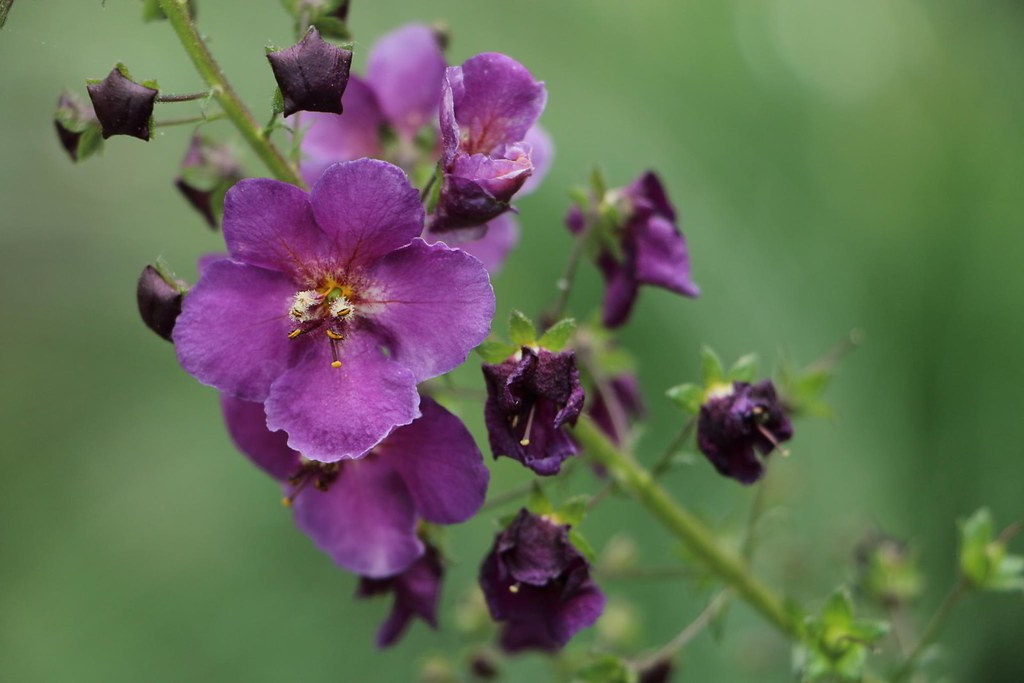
[571,416,800,638]
[156,0,304,187]
[892,578,968,682]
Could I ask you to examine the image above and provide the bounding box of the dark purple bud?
[356,544,443,648]
[267,26,352,117]
[696,380,793,484]
[568,171,698,328]
[54,90,103,162]
[174,135,243,228]
[482,347,585,476]
[479,509,604,653]
[86,66,157,141]
[137,265,186,342]
[638,659,674,683]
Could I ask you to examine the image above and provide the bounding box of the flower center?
[287,277,357,369]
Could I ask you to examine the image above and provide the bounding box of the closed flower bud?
[267,26,352,116]
[54,90,103,162]
[137,265,186,342]
[174,135,243,228]
[86,65,158,141]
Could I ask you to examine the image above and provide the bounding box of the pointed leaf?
[699,345,725,387]
[728,353,759,382]
[558,495,589,527]
[508,310,537,347]
[526,481,553,515]
[537,318,577,352]
[666,383,704,413]
[476,340,518,364]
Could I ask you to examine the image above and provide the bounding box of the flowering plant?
[37,1,1021,681]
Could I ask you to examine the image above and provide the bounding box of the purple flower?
[482,347,584,476]
[221,394,489,577]
[356,543,443,647]
[86,65,157,141]
[173,159,495,461]
[589,373,645,446]
[479,509,605,653]
[174,135,243,229]
[432,53,547,232]
[568,172,698,328]
[426,213,520,275]
[696,380,793,484]
[267,27,352,117]
[296,24,446,185]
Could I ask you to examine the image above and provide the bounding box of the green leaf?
[508,310,537,347]
[476,339,517,364]
[140,0,166,21]
[666,383,704,413]
[832,645,867,681]
[271,87,285,116]
[589,166,608,201]
[568,185,589,209]
[75,126,104,162]
[558,495,589,527]
[822,588,854,627]
[313,16,350,40]
[573,654,635,683]
[526,482,553,515]
[537,318,577,351]
[699,345,725,387]
[568,528,596,563]
[727,353,759,382]
[959,508,995,586]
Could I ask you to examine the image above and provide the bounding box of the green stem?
[154,112,226,128]
[155,0,304,187]
[650,417,696,478]
[571,415,800,638]
[892,578,968,682]
[543,225,589,323]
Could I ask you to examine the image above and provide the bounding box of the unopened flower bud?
[267,26,352,117]
[54,90,103,162]
[174,135,243,228]
[855,534,923,607]
[86,65,157,141]
[137,265,186,341]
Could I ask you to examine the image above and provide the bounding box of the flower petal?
[173,260,298,402]
[310,159,424,271]
[379,398,489,524]
[222,178,327,280]
[364,239,495,382]
[296,77,384,187]
[519,124,553,196]
[220,394,300,482]
[264,330,420,461]
[633,215,700,298]
[450,53,547,155]
[291,455,423,577]
[599,255,638,329]
[366,24,445,137]
[441,214,520,275]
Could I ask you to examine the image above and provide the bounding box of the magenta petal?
[310,159,424,271]
[367,24,445,137]
[173,260,298,402]
[451,53,547,155]
[220,394,300,481]
[600,258,639,329]
[451,148,533,203]
[291,456,424,577]
[379,398,489,524]
[264,330,420,461]
[519,125,553,196]
[296,77,384,187]
[365,239,495,383]
[222,179,328,279]
[633,215,700,298]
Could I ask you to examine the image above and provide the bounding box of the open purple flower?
[222,394,488,577]
[696,380,793,484]
[568,172,698,328]
[357,543,443,647]
[479,509,605,653]
[174,159,495,461]
[482,347,584,476]
[432,53,547,233]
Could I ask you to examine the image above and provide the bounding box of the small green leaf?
[537,318,577,351]
[558,495,589,527]
[75,126,104,162]
[727,353,759,382]
[508,310,537,347]
[959,508,995,586]
[526,482,553,515]
[568,528,596,563]
[313,16,350,40]
[476,339,517,364]
[140,0,165,22]
[589,166,608,200]
[574,654,636,683]
[699,345,725,387]
[822,588,854,627]
[271,87,285,116]
[666,383,704,413]
[568,186,589,209]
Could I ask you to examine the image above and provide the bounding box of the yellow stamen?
[280,497,292,507]
[326,330,343,340]
[508,583,520,594]
[331,360,342,369]
[288,329,302,339]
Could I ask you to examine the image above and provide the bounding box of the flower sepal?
[958,508,1024,592]
[794,588,888,682]
[266,26,353,116]
[86,64,158,141]
[54,90,104,162]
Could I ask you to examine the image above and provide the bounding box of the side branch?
[570,415,801,639]
[156,0,305,187]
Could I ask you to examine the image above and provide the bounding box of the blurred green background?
[2,1,1022,680]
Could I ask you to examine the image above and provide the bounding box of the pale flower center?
[286,278,357,369]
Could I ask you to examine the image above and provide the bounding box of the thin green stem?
[596,566,696,582]
[636,589,732,669]
[543,226,589,323]
[892,579,969,682]
[571,415,800,638]
[420,166,439,203]
[650,417,696,478]
[156,90,212,103]
[481,483,534,511]
[156,0,304,187]
[154,112,226,128]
